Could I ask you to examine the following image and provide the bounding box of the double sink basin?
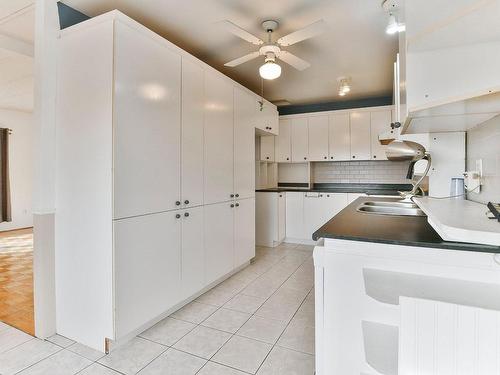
[357,200,426,217]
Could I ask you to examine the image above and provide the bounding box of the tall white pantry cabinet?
[55,11,266,352]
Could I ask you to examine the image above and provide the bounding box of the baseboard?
[284,237,318,246]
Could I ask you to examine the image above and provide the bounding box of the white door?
[286,192,304,239]
[181,58,205,208]
[114,211,181,338]
[291,118,309,162]
[204,201,234,284]
[329,113,350,161]
[277,192,286,243]
[181,206,204,299]
[204,72,234,204]
[350,112,371,161]
[260,136,275,162]
[234,87,256,199]
[113,22,181,219]
[277,119,291,162]
[308,116,329,161]
[370,110,392,160]
[234,197,255,267]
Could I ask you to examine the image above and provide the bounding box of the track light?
[386,13,405,34]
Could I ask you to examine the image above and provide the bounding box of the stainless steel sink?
[357,200,426,217]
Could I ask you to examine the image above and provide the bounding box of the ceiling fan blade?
[220,20,263,45]
[224,51,261,67]
[278,51,311,71]
[277,20,326,46]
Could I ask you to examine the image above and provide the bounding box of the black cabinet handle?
[286,157,289,161]
[184,212,189,217]
[230,194,234,198]
[373,155,377,159]
[175,213,181,219]
[330,156,333,159]
[266,156,269,160]
[279,194,282,197]
[352,155,356,159]
[175,201,181,206]
[235,194,239,198]
[235,203,240,207]
[184,200,189,205]
[304,157,307,160]
[230,203,235,208]
[324,156,327,159]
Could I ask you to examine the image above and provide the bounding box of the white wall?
[0,109,33,231]
[467,115,500,204]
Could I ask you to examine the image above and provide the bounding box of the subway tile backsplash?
[312,160,412,184]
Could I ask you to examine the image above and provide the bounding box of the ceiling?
[64,0,398,105]
[0,0,34,113]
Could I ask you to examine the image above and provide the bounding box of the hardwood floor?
[0,228,34,335]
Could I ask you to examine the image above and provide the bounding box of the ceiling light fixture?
[338,77,351,96]
[259,54,282,80]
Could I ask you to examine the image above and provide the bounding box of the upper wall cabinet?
[291,118,309,162]
[255,100,279,135]
[277,119,291,162]
[370,110,392,160]
[349,112,371,161]
[402,0,500,134]
[308,116,329,161]
[260,135,275,162]
[329,113,350,161]
[181,58,205,208]
[113,22,181,219]
[234,87,256,199]
[204,72,234,204]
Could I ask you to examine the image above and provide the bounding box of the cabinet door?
[204,73,234,204]
[269,109,279,135]
[329,114,350,161]
[114,211,181,338]
[181,58,204,207]
[234,197,255,267]
[113,22,181,219]
[181,206,204,299]
[277,119,291,162]
[323,193,348,218]
[234,87,256,199]
[204,202,234,284]
[303,193,326,240]
[277,193,286,243]
[370,110,392,160]
[291,118,309,162]
[285,192,304,239]
[350,112,371,161]
[260,136,275,162]
[308,116,329,161]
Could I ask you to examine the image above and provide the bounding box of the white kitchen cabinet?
[56,11,259,352]
[234,87,256,199]
[181,58,205,208]
[304,193,348,240]
[308,116,329,161]
[349,112,371,161]
[181,206,204,299]
[204,201,234,284]
[370,110,392,160]
[113,21,181,219]
[277,119,291,162]
[234,198,255,268]
[260,135,275,162]
[285,192,305,240]
[114,211,181,339]
[328,113,350,161]
[255,100,279,135]
[204,72,234,204]
[291,118,309,162]
[256,192,286,247]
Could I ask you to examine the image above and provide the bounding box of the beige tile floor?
[0,243,315,375]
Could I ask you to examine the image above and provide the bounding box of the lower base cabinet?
[256,192,286,247]
[234,198,255,268]
[181,206,205,299]
[114,212,181,339]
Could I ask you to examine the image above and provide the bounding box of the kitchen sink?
[357,200,426,217]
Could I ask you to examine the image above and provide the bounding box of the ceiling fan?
[222,19,326,80]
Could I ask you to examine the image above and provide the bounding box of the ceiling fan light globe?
[259,61,282,80]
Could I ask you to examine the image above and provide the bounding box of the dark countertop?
[312,197,500,254]
[256,183,413,196]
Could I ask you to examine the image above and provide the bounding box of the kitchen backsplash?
[312,160,412,184]
[467,115,500,204]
